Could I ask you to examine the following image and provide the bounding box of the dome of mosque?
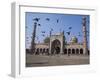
[70,36,78,43]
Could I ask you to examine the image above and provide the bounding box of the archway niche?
[51,39,61,55]
[76,48,79,54]
[80,48,83,54]
[64,49,67,54]
[72,49,75,54]
[68,49,71,54]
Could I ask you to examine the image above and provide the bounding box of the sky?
[25,12,90,49]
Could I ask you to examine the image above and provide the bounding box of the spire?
[82,16,88,54]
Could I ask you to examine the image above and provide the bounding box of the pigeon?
[66,32,70,35]
[42,34,45,37]
[46,18,50,21]
[38,24,41,26]
[41,31,45,33]
[51,28,53,31]
[33,18,40,22]
[57,19,59,23]
[68,27,72,29]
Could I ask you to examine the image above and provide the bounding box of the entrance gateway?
[51,39,61,54]
[49,32,64,54]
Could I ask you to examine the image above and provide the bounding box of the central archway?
[51,39,61,54]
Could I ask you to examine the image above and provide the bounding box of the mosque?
[33,33,89,55]
[27,16,89,55]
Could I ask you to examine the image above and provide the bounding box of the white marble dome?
[70,36,78,43]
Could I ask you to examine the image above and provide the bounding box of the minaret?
[82,16,88,55]
[30,22,37,54]
[62,31,65,54]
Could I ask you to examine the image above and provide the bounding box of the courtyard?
[26,54,89,67]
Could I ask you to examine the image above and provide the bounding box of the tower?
[82,16,88,55]
[30,22,37,54]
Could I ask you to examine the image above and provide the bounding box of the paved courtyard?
[26,54,89,67]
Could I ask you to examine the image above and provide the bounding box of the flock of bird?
[26,17,89,44]
[32,18,60,37]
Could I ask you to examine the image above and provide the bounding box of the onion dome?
[70,36,78,43]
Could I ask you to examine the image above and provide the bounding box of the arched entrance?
[76,49,79,54]
[68,49,71,54]
[64,49,67,54]
[51,39,61,54]
[80,48,83,54]
[72,49,75,54]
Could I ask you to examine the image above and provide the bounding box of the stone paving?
[26,54,89,67]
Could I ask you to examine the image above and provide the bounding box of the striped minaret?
[82,16,88,55]
[30,22,37,54]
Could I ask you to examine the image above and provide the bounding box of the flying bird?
[33,18,40,22]
[57,19,59,23]
[41,31,45,33]
[38,24,41,26]
[42,34,45,37]
[46,18,50,21]
[51,28,53,31]
[66,31,70,35]
[68,27,72,29]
